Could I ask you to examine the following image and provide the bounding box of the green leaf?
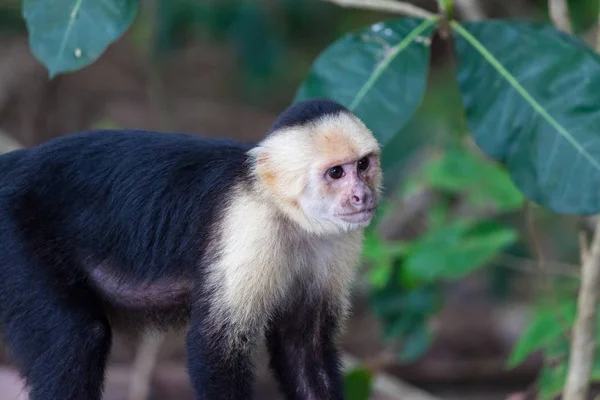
[362,230,408,262]
[590,346,600,381]
[23,0,138,78]
[383,313,419,339]
[403,220,518,283]
[361,230,386,261]
[380,114,429,174]
[362,231,397,289]
[344,366,373,400]
[507,305,573,368]
[398,324,431,362]
[424,148,524,212]
[295,17,438,145]
[506,297,600,398]
[538,363,568,400]
[369,269,440,345]
[568,0,600,33]
[371,283,438,318]
[380,69,465,176]
[452,20,600,215]
[425,199,450,230]
[367,258,393,289]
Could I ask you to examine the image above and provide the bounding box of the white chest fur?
[204,191,364,344]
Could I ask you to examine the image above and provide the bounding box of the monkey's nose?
[351,189,371,207]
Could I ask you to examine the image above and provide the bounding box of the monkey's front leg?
[186,309,255,400]
[266,300,344,400]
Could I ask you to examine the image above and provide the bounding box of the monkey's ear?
[253,150,279,194]
[248,146,306,201]
[248,146,281,195]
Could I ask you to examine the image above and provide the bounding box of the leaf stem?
[436,0,453,20]
[322,0,436,19]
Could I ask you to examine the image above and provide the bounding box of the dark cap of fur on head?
[268,98,350,134]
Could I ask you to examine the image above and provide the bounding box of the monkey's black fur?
[269,98,349,134]
[0,130,255,399]
[0,98,351,400]
[266,292,343,400]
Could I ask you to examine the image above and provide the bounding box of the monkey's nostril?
[352,195,361,204]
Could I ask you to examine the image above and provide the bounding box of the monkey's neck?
[206,187,364,344]
[245,183,343,237]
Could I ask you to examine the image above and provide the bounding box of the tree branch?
[548,0,572,33]
[564,218,600,400]
[579,231,590,265]
[496,254,580,279]
[322,0,435,19]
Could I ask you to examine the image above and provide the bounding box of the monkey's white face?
[250,111,382,235]
[299,153,380,233]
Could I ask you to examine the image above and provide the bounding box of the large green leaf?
[23,0,138,77]
[295,17,438,146]
[452,20,600,214]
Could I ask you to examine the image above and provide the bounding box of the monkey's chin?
[337,208,376,225]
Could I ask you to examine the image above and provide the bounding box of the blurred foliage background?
[3,0,600,399]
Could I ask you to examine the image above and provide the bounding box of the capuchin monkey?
[0,98,382,400]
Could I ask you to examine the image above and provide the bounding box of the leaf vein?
[53,0,84,76]
[451,21,600,176]
[349,17,438,111]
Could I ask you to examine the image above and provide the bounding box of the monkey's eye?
[328,166,344,179]
[357,157,370,172]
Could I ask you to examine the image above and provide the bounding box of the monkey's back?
[0,130,255,284]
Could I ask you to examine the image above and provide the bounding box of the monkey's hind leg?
[0,251,112,400]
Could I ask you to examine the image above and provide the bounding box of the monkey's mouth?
[337,207,377,223]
